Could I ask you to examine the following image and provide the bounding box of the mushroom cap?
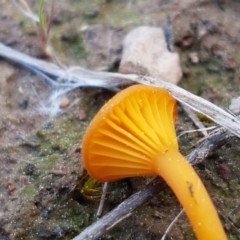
[82,84,178,182]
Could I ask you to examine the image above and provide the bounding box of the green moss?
[20,20,36,35]
[180,51,235,100]
[29,173,41,184]
[228,235,239,240]
[184,228,197,240]
[46,155,59,169]
[157,188,177,205]
[35,116,85,157]
[21,186,38,198]
[50,199,96,238]
[61,34,88,59]
[98,1,142,27]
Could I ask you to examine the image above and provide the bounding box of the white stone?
[229,96,240,115]
[119,26,182,84]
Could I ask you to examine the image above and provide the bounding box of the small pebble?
[229,96,240,115]
[60,97,70,108]
[153,210,163,219]
[79,110,87,121]
[42,122,53,129]
[119,26,182,84]
[182,35,194,47]
[189,52,199,64]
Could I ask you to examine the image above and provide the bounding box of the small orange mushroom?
[82,84,227,239]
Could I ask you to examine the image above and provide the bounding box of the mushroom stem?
[154,148,226,240]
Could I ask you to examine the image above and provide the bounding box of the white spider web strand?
[0,42,240,137]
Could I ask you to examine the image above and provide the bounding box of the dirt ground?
[1,0,240,239]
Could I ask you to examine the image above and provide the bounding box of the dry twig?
[161,209,184,240]
[180,104,208,136]
[96,182,109,218]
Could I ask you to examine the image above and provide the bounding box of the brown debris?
[217,163,231,181]
[60,97,70,108]
[7,181,16,194]
[78,109,87,121]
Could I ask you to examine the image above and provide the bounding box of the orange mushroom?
[82,84,227,239]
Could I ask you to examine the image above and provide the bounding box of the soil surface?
[1,0,240,239]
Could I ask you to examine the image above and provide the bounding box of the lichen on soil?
[1,0,240,239]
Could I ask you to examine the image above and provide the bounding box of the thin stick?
[177,126,216,139]
[186,128,230,165]
[97,182,108,218]
[161,209,184,240]
[181,103,208,136]
[106,212,132,231]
